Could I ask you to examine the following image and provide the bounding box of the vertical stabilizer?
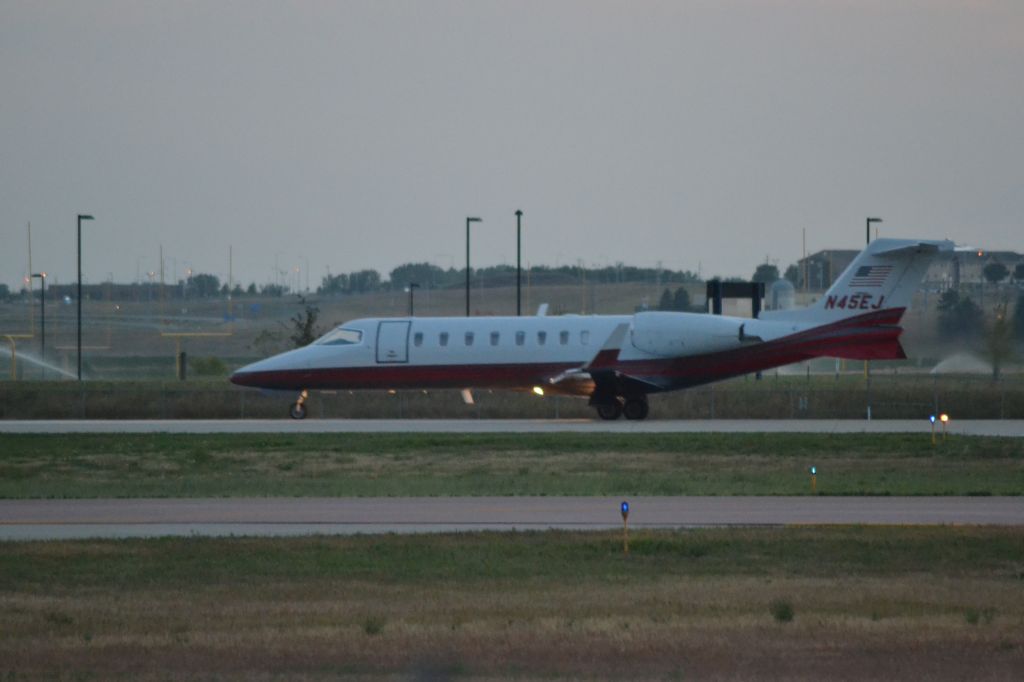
[761,239,953,325]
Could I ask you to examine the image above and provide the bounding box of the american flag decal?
[850,265,893,287]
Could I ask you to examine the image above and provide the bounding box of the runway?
[2,418,1023,436]
[2,496,1021,540]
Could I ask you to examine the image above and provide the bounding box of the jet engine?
[630,311,750,357]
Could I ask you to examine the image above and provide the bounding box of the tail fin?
[762,238,954,326]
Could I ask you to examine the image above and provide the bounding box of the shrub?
[769,599,794,623]
[363,615,385,636]
[965,607,996,625]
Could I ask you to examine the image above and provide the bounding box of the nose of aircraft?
[230,347,311,388]
[229,363,258,387]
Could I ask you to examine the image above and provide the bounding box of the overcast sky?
[2,1,1022,291]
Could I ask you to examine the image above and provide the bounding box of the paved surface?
[2,496,1021,540]
[2,418,1023,435]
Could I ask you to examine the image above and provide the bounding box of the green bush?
[965,607,996,625]
[363,615,385,636]
[769,599,794,623]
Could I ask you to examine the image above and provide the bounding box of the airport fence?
[0,373,1022,420]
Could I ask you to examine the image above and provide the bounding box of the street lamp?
[515,210,523,316]
[407,282,420,316]
[864,217,882,384]
[866,217,882,245]
[465,217,481,316]
[77,214,94,381]
[31,272,46,367]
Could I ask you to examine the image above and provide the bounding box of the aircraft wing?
[547,323,630,388]
[584,323,630,370]
[547,322,669,395]
[589,368,669,394]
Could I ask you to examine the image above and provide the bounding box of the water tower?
[768,279,795,311]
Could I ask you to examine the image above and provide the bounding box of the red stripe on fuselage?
[230,361,582,392]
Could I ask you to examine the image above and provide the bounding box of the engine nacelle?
[630,311,747,357]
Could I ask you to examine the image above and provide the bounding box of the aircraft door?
[376,321,411,363]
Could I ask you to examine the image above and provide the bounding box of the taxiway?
[2,418,1022,436]
[2,496,1021,540]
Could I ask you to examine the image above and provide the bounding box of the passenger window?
[580,330,590,345]
[560,330,569,345]
[439,332,449,347]
[465,331,474,346]
[537,331,547,346]
[413,332,423,347]
[490,331,500,346]
[515,331,525,346]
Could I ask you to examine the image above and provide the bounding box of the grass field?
[1,433,1022,498]
[1,527,1022,680]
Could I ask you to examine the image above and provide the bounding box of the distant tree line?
[316,261,700,296]
[2,260,698,303]
[7,255,1023,305]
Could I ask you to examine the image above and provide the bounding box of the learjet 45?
[231,238,954,420]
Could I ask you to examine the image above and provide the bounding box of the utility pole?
[515,210,523,316]
[77,214,95,381]
[408,282,420,316]
[465,217,481,316]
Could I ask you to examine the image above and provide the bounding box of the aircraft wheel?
[595,401,622,421]
[289,402,307,420]
[622,398,649,421]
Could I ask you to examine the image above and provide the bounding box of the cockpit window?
[315,327,363,346]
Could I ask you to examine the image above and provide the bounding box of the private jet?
[231,238,954,419]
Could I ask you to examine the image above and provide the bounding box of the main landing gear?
[289,390,309,420]
[592,396,649,421]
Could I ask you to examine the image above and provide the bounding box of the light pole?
[407,282,420,316]
[465,217,481,316]
[864,217,882,389]
[515,210,523,316]
[866,217,882,245]
[77,214,94,381]
[31,272,46,368]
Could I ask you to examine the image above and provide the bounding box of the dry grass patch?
[1,529,1022,678]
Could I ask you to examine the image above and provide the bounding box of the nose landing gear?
[289,390,309,420]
